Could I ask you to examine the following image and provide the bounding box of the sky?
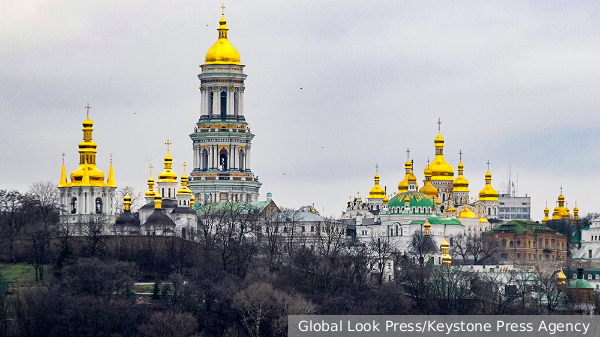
[1,0,600,220]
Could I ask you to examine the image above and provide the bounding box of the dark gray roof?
[140,199,178,210]
[171,207,196,215]
[144,209,175,228]
[115,210,140,227]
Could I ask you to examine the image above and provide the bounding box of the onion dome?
[177,170,193,195]
[573,202,580,221]
[428,126,454,181]
[557,267,567,285]
[146,175,157,197]
[204,13,241,65]
[69,114,106,186]
[452,160,469,192]
[404,195,410,204]
[479,216,489,223]
[552,202,560,220]
[368,172,388,203]
[478,170,498,201]
[441,238,451,267]
[123,191,132,211]
[158,151,178,182]
[115,191,140,228]
[190,195,196,209]
[154,191,163,209]
[398,159,412,193]
[542,202,550,224]
[457,206,477,218]
[419,165,438,199]
[423,218,431,236]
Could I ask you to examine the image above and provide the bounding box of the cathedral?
[343,121,499,257]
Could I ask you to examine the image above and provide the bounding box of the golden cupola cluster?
[368,171,388,204]
[59,109,115,188]
[478,167,498,201]
[428,123,454,181]
[419,164,438,199]
[204,9,241,65]
[452,159,469,193]
[549,187,574,221]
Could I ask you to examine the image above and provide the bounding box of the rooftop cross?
[459,150,463,161]
[221,3,225,15]
[437,117,441,131]
[110,153,113,162]
[560,185,563,194]
[85,103,91,118]
[182,161,187,175]
[406,148,410,159]
[126,186,130,193]
[165,139,172,152]
[149,164,153,175]
[486,160,490,170]
[375,163,378,172]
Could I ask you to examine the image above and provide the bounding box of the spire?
[557,267,567,285]
[154,189,163,209]
[146,164,157,198]
[106,154,116,187]
[441,235,451,267]
[59,154,68,187]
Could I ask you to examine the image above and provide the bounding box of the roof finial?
[375,163,378,172]
[560,185,563,194]
[149,164,153,175]
[182,161,187,175]
[85,103,91,118]
[486,160,490,171]
[427,158,430,167]
[110,153,113,162]
[437,117,441,131]
[221,3,225,16]
[459,150,463,161]
[62,152,65,162]
[126,186,130,193]
[406,148,410,159]
[165,139,172,152]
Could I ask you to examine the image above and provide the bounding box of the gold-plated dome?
[428,128,454,181]
[441,237,451,267]
[158,151,178,182]
[479,216,489,223]
[542,202,550,224]
[177,167,193,195]
[146,175,157,197]
[452,160,469,192]
[419,165,438,199]
[69,115,107,187]
[124,190,132,211]
[478,170,498,201]
[557,267,566,285]
[190,195,196,209]
[398,159,412,193]
[204,15,241,65]
[368,172,388,203]
[457,206,477,218]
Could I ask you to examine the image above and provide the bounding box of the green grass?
[0,263,41,283]
[132,284,154,294]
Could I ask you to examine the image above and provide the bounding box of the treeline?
[0,183,598,336]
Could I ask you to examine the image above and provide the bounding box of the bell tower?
[189,9,261,204]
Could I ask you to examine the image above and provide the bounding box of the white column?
[200,90,205,117]
[212,90,219,116]
[239,91,244,117]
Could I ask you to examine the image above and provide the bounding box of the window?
[301,226,305,232]
[517,241,521,248]
[95,198,103,214]
[538,239,542,248]
[310,226,314,232]
[573,274,577,279]
[590,250,593,259]
[71,197,77,214]
[551,239,555,249]
[596,275,599,280]
[588,274,592,280]
[502,239,507,248]
[510,241,514,248]
[517,253,521,260]
[528,254,531,260]
[528,241,531,248]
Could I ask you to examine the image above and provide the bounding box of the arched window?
[202,148,209,171]
[517,253,521,260]
[95,198,103,214]
[588,274,592,280]
[573,274,577,279]
[71,197,77,214]
[209,91,214,116]
[502,239,507,248]
[239,149,245,171]
[220,91,227,119]
[510,241,514,248]
[182,228,186,239]
[395,225,398,236]
[488,208,491,216]
[234,91,239,116]
[516,241,521,248]
[219,148,228,171]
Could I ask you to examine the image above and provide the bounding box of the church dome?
[478,170,498,201]
[428,131,454,181]
[204,16,241,65]
[398,159,412,193]
[457,206,477,218]
[368,172,387,203]
[387,191,434,213]
[177,172,193,195]
[158,152,178,182]
[419,165,438,199]
[452,161,469,192]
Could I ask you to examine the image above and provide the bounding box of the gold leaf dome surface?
[204,16,241,65]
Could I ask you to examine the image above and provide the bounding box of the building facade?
[498,194,531,221]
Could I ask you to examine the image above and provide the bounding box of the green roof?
[387,191,434,211]
[195,200,273,215]
[570,279,593,289]
[495,220,557,235]
[411,217,463,226]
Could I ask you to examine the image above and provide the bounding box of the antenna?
[516,173,519,197]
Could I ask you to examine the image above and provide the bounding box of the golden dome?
[158,151,178,182]
[440,238,449,249]
[557,267,566,285]
[404,195,410,203]
[204,15,241,65]
[146,175,157,197]
[429,131,454,181]
[190,195,196,209]
[177,171,193,195]
[478,170,498,201]
[419,165,438,199]
[123,191,132,211]
[479,217,489,223]
[452,160,469,192]
[457,206,477,218]
[369,172,385,197]
[68,114,107,187]
[398,159,412,193]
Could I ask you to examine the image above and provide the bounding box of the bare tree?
[368,233,396,284]
[0,190,26,263]
[115,186,144,213]
[83,213,111,257]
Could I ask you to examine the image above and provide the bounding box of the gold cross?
[427,158,430,167]
[437,117,441,131]
[486,160,490,170]
[149,164,153,175]
[560,185,563,194]
[459,150,462,161]
[85,103,91,118]
[126,186,130,193]
[110,153,113,162]
[165,139,172,152]
[406,148,410,159]
[375,163,378,172]
[182,161,187,174]
[62,153,65,163]
[221,3,225,15]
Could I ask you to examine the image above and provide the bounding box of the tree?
[368,233,396,284]
[0,190,26,263]
[115,186,144,213]
[138,311,199,337]
[452,233,499,265]
[83,213,111,258]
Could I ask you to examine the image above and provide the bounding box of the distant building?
[483,220,568,262]
[497,194,531,221]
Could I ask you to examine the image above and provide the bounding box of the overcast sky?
[1,0,600,220]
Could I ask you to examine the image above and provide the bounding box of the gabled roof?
[411,216,463,226]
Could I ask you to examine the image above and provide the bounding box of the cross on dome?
[182,161,187,175]
[221,3,225,15]
[459,150,463,161]
[375,163,378,172]
[165,139,172,152]
[486,160,490,170]
[85,103,91,117]
[149,164,153,175]
[406,148,410,159]
[437,117,441,131]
